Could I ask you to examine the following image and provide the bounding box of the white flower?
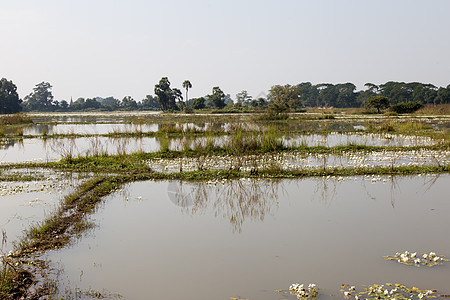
[344,291,351,296]
[418,293,424,299]
[411,252,417,258]
[414,258,421,264]
[422,254,428,259]
[350,286,356,291]
[355,295,359,300]
[429,252,436,258]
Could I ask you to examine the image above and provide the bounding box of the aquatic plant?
[288,283,319,299]
[341,283,437,300]
[384,251,449,267]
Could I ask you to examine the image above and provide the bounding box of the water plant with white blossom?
[341,283,437,300]
[384,251,449,267]
[286,283,319,299]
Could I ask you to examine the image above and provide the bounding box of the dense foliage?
[391,101,424,114]
[1,77,449,113]
[266,82,450,111]
[0,78,22,114]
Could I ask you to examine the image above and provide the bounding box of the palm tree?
[182,80,192,104]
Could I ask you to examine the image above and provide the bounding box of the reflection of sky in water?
[22,123,159,135]
[48,175,450,300]
[1,131,442,163]
[0,171,80,253]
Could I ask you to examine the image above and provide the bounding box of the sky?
[1,0,450,102]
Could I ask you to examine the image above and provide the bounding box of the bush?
[390,101,423,114]
[184,106,194,114]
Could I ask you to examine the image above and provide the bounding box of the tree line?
[1,76,449,114]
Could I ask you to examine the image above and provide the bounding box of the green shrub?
[391,101,423,114]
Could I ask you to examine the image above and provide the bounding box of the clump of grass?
[15,128,23,136]
[317,114,335,120]
[0,113,33,126]
[159,135,170,152]
[41,126,47,137]
[397,121,425,133]
[379,120,395,132]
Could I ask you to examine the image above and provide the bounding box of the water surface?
[49,175,450,299]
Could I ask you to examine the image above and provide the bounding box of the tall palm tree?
[182,80,192,104]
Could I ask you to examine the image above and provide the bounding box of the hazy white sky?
[1,0,449,101]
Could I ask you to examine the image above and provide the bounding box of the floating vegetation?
[384,251,449,267]
[341,283,438,300]
[281,283,319,299]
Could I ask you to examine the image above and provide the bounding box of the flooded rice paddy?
[48,175,450,299]
[151,149,450,173]
[0,170,82,253]
[1,112,449,299]
[0,132,444,164]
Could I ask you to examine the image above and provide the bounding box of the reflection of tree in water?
[359,175,441,208]
[170,179,281,233]
[388,176,400,208]
[0,138,19,150]
[420,174,441,195]
[312,177,338,207]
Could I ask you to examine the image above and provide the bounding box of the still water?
[49,175,450,299]
[0,132,441,163]
[0,170,80,253]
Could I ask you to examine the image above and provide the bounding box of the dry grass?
[415,104,450,115]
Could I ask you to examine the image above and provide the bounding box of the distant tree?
[208,86,226,109]
[297,82,316,107]
[364,83,379,94]
[335,83,357,107]
[192,97,206,109]
[121,96,138,110]
[0,78,22,114]
[59,100,69,110]
[236,90,252,106]
[107,98,121,110]
[142,95,161,110]
[172,88,184,109]
[154,77,179,111]
[23,82,54,111]
[435,86,450,104]
[268,84,302,111]
[316,84,337,107]
[84,98,102,110]
[366,95,390,113]
[182,80,192,104]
